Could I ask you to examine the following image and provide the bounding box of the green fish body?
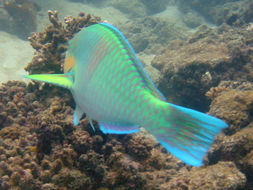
[25,23,228,166]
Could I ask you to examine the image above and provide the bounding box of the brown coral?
[0,81,182,189]
[25,10,101,75]
[161,161,246,190]
[208,82,253,134]
[152,24,253,111]
[205,85,230,100]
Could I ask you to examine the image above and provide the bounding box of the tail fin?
[145,102,228,166]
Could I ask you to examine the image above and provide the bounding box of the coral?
[70,128,93,154]
[243,148,253,181]
[25,10,101,75]
[0,79,249,189]
[0,81,183,189]
[208,81,253,134]
[40,183,57,190]
[52,168,91,189]
[206,82,253,186]
[209,122,253,163]
[1,0,38,39]
[205,85,230,100]
[0,81,30,128]
[151,24,253,111]
[123,130,154,160]
[0,12,104,189]
[161,161,246,190]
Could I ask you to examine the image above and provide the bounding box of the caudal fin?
[145,102,228,166]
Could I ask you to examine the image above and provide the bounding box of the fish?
[24,23,228,166]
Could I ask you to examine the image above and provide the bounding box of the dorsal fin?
[99,23,166,101]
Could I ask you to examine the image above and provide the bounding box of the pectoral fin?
[73,105,84,125]
[24,73,73,89]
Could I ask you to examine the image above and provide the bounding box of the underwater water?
[0,0,253,189]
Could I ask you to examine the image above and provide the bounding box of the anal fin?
[88,118,95,132]
[99,123,139,134]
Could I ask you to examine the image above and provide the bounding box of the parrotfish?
[25,23,228,166]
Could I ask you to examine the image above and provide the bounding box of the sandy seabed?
[0,31,34,83]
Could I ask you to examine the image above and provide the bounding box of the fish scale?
[87,35,143,122]
[25,23,228,166]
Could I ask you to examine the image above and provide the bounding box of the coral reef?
[0,8,253,190]
[0,80,248,189]
[25,10,101,75]
[0,0,39,39]
[207,81,253,134]
[0,81,183,189]
[151,24,253,111]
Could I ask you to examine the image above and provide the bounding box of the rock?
[140,0,169,15]
[176,0,253,26]
[110,0,146,18]
[152,24,253,111]
[208,83,253,134]
[209,123,253,163]
[138,53,162,85]
[243,149,253,181]
[118,16,188,54]
[182,11,205,28]
[206,81,253,185]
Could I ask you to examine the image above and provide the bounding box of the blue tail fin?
[145,102,228,166]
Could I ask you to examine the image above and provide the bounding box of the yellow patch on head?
[64,56,76,73]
